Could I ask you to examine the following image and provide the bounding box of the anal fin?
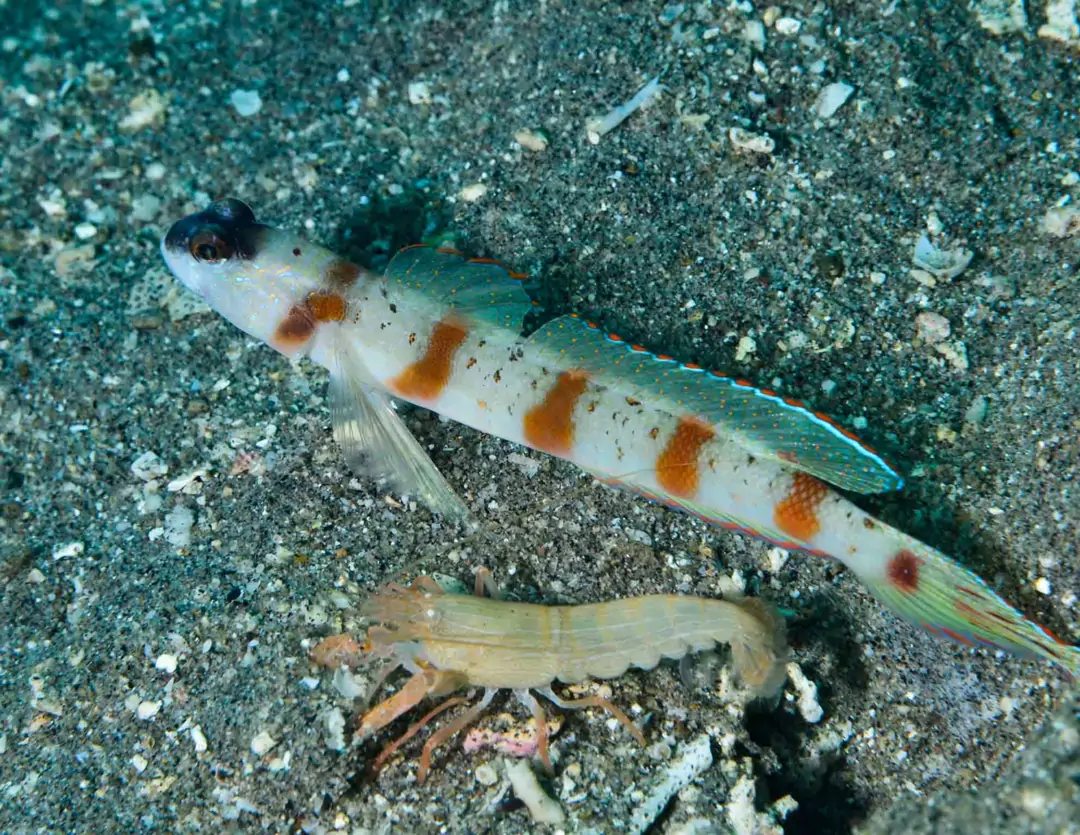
[584,468,826,557]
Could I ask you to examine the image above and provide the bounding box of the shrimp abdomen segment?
[411,593,786,693]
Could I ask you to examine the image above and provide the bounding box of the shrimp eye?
[189,230,233,263]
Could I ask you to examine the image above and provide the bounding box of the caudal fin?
[851,537,1080,680]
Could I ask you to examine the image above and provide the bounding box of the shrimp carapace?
[342,569,788,782]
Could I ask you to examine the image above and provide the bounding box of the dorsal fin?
[528,314,903,494]
[384,245,534,332]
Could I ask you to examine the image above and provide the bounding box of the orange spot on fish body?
[522,371,590,457]
[772,472,828,543]
[655,417,716,498]
[272,304,315,352]
[306,291,346,322]
[390,316,469,402]
[324,258,363,289]
[886,549,922,594]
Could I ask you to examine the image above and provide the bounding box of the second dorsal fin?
[527,314,903,494]
[384,245,534,332]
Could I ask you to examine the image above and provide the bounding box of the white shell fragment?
[323,708,347,752]
[190,725,208,753]
[514,129,548,152]
[250,730,277,755]
[331,667,365,699]
[131,451,168,481]
[229,89,262,118]
[815,82,854,118]
[136,700,161,720]
[586,75,664,144]
[163,506,194,548]
[1041,205,1080,238]
[504,759,566,825]
[728,127,775,155]
[458,183,488,202]
[154,653,178,674]
[774,17,802,35]
[52,542,85,561]
[916,311,952,344]
[913,234,974,280]
[629,734,713,835]
[974,0,1029,34]
[167,468,208,494]
[1038,0,1080,45]
[120,89,167,132]
[407,81,432,104]
[787,662,824,723]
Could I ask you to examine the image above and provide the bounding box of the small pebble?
[916,311,951,344]
[729,127,775,155]
[136,700,161,720]
[229,89,262,118]
[190,725,208,753]
[734,335,756,362]
[775,17,802,34]
[251,730,277,755]
[459,183,488,202]
[407,81,432,104]
[815,82,854,118]
[132,195,162,222]
[155,653,178,674]
[74,222,97,240]
[514,129,548,152]
[475,763,499,786]
[1035,577,1052,595]
[964,395,989,426]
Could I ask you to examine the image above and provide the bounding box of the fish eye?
[189,228,234,263]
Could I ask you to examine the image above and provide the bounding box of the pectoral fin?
[329,340,470,522]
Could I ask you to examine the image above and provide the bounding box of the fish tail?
[846,533,1080,680]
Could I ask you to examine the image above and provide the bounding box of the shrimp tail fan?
[727,594,790,699]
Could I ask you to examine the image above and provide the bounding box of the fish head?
[162,198,367,357]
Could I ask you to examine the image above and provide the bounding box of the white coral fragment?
[586,76,664,144]
[913,234,974,280]
[974,0,1028,34]
[728,127,775,155]
[815,82,854,118]
[504,759,566,825]
[629,734,713,835]
[1039,0,1080,45]
[1041,205,1080,238]
[787,662,823,723]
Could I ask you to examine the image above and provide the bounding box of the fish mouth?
[162,198,264,261]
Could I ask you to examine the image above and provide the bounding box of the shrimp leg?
[418,688,497,784]
[371,695,470,774]
[356,666,467,737]
[515,690,553,774]
[473,566,502,599]
[539,686,646,745]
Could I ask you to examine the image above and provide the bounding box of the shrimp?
[348,569,788,783]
